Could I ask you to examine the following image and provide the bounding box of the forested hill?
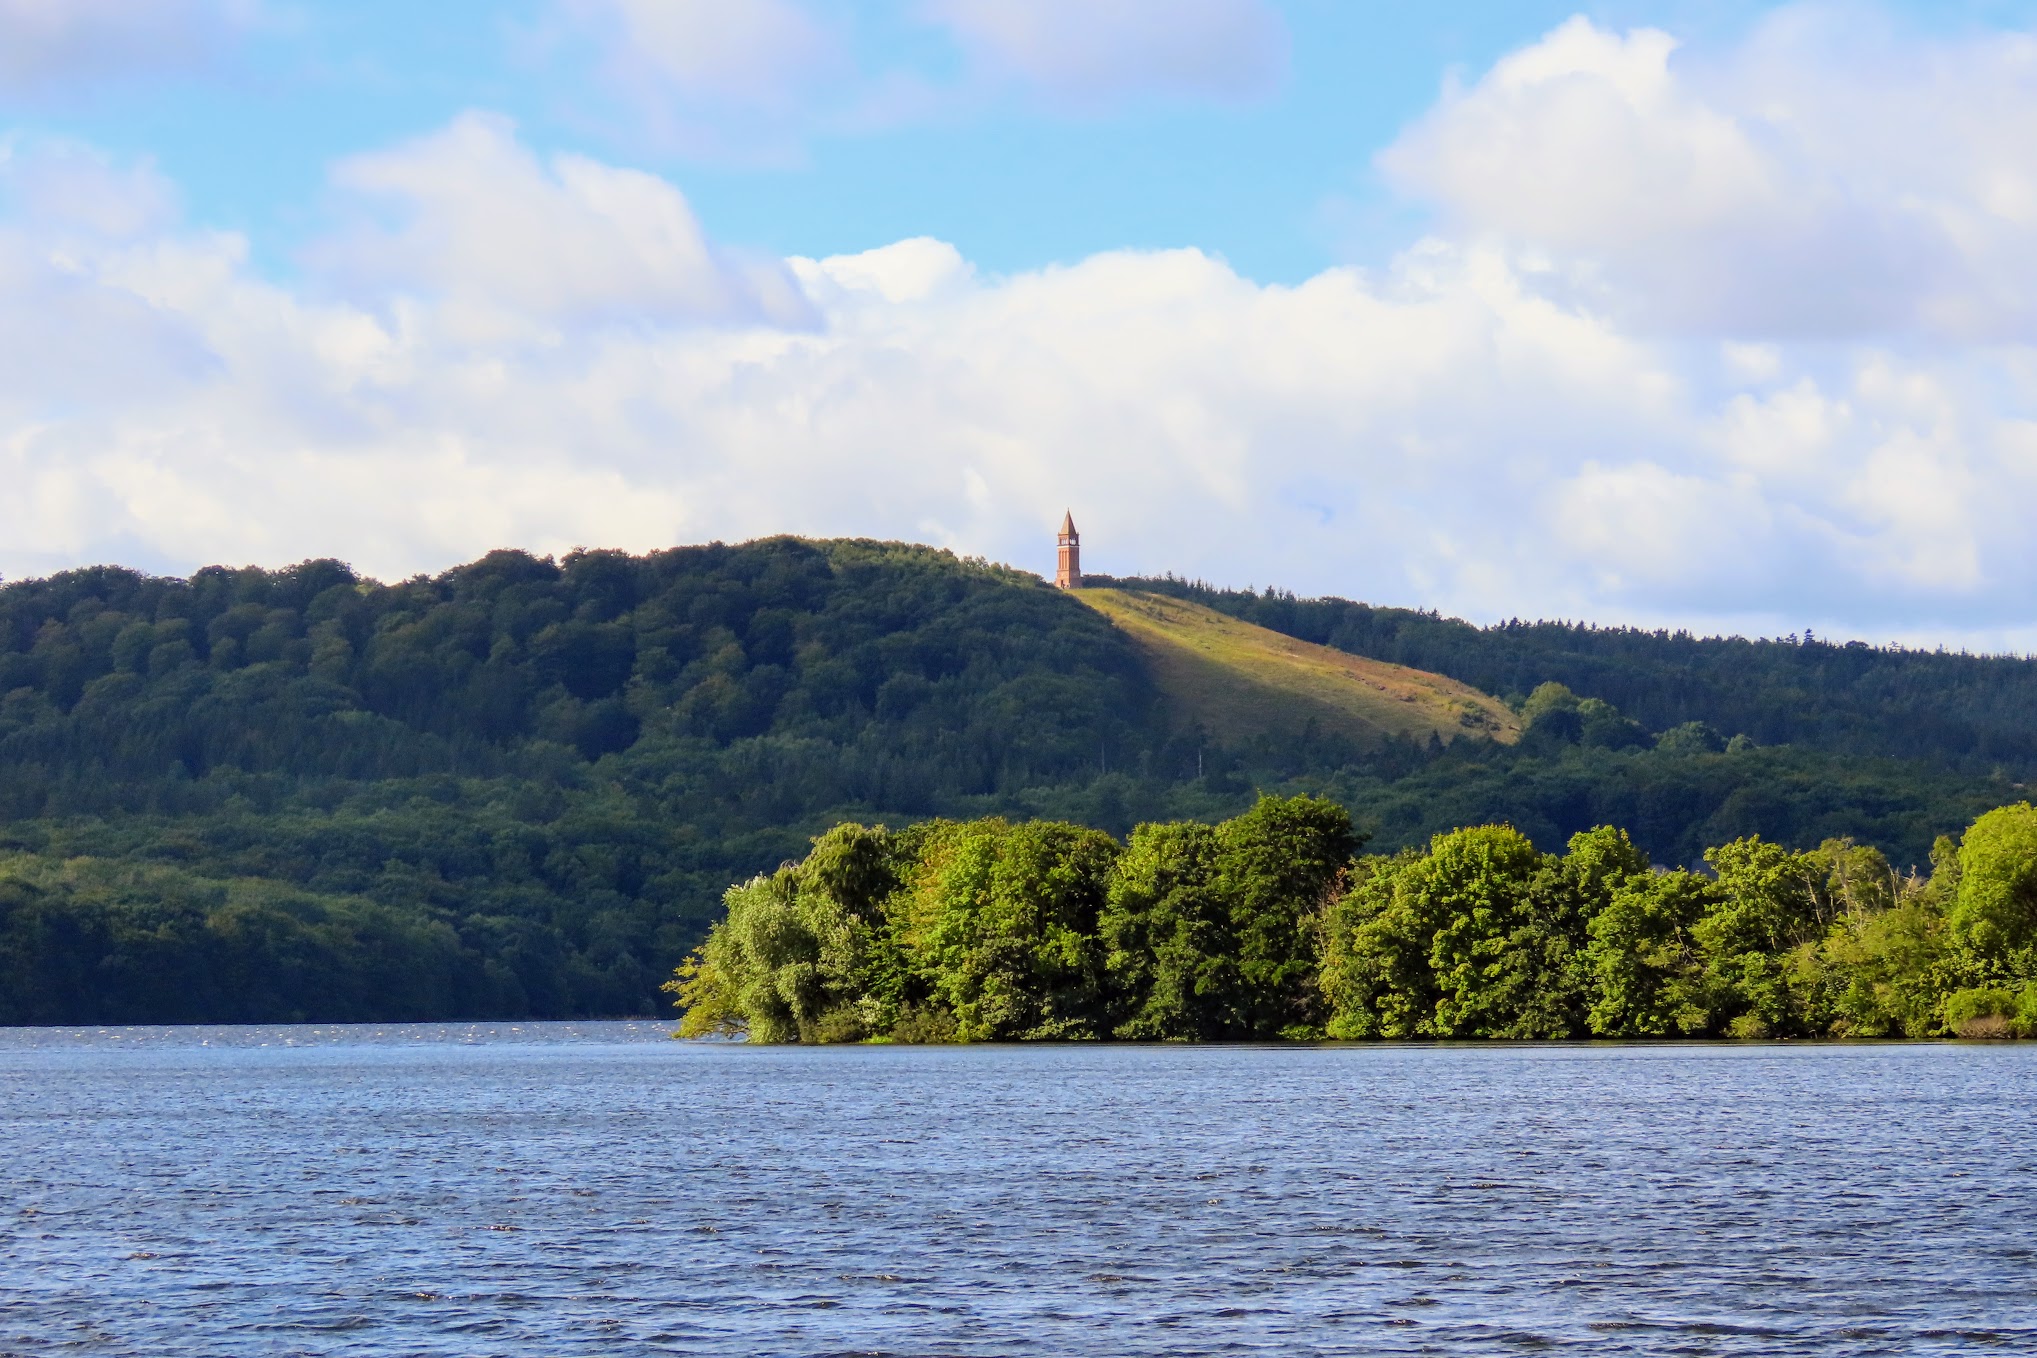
[1091,575,2037,775]
[0,539,1183,1023]
[0,538,2023,1024]
[1,540,1156,805]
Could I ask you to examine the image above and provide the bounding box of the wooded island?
[677,795,2037,1042]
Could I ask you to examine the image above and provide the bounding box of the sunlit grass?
[1076,588,1520,749]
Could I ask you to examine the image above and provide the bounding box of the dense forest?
[676,796,2037,1043]
[0,539,2025,1023]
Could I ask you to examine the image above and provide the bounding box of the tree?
[1420,826,1552,1036]
[1584,870,1715,1036]
[1320,849,1431,1039]
[1520,682,1583,744]
[1211,795,1358,1037]
[1101,820,1233,1039]
[1508,825,1651,1037]
[1818,900,1952,1037]
[894,818,1119,1041]
[1693,837,1829,1036]
[668,822,910,1042]
[1951,802,2037,980]
[1323,824,1564,1039]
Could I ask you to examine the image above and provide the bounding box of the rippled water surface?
[3,1029,2035,1355]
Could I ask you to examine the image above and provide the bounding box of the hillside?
[1076,589,1518,750]
[0,538,2018,1023]
[1094,575,2037,775]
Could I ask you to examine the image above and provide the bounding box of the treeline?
[0,853,482,1025]
[676,795,2037,1042]
[1322,683,2001,870]
[1094,574,2037,775]
[0,540,1156,805]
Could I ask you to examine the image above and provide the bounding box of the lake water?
[1,1029,2033,1356]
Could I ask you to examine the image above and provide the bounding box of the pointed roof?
[1060,509,1077,536]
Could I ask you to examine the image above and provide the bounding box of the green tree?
[1584,868,1715,1035]
[1655,721,1724,756]
[1576,698,1647,749]
[1693,837,1830,1036]
[1784,837,1948,1037]
[1322,824,1570,1039]
[1818,901,1953,1037]
[1320,849,1430,1039]
[1520,682,1583,744]
[1421,825,1553,1036]
[1100,820,1233,1039]
[1950,802,2037,980]
[894,818,1119,1041]
[670,822,906,1042]
[1510,825,1652,1036]
[1210,795,1358,1037]
[678,871,815,1044]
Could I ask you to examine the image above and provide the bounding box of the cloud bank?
[6,10,2037,648]
[1381,11,2037,343]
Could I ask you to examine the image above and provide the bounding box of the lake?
[1,1027,2033,1355]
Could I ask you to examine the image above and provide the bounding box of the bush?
[1944,986,2020,1039]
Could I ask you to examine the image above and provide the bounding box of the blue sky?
[9,0,2037,645]
[18,0,2031,281]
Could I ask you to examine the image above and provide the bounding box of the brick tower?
[1055,510,1081,589]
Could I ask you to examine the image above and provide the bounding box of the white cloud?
[0,135,181,236]
[1,117,2032,645]
[923,0,1288,105]
[0,0,259,94]
[18,8,2037,646]
[0,141,213,419]
[558,0,842,111]
[311,112,816,336]
[544,0,882,159]
[1721,341,1782,385]
[1380,10,2037,343]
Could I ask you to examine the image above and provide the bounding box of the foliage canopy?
[678,799,2037,1044]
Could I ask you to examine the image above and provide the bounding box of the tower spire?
[1055,510,1082,589]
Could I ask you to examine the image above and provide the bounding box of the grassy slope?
[1076,588,1520,749]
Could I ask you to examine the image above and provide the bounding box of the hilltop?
[0,537,2016,1023]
